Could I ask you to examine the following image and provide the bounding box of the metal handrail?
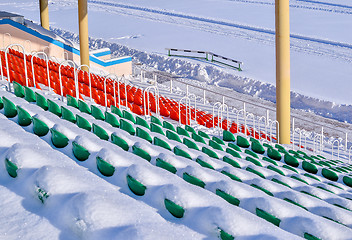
[144,85,159,117]
[59,60,76,101]
[178,96,191,126]
[331,139,340,161]
[31,51,51,92]
[5,43,27,91]
[269,120,280,145]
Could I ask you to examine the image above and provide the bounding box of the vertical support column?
[78,0,90,71]
[39,0,49,30]
[275,0,291,144]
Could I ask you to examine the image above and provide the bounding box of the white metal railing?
[269,120,280,145]
[178,96,191,126]
[331,139,340,161]
[144,85,160,118]
[31,51,51,92]
[59,60,76,101]
[5,43,28,92]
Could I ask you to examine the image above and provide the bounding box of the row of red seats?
[2,48,273,140]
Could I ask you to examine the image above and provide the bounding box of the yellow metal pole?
[39,0,49,30]
[275,0,291,144]
[78,0,90,71]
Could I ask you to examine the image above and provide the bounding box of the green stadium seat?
[216,189,240,206]
[150,122,165,135]
[218,228,235,240]
[302,161,318,174]
[262,157,278,166]
[5,158,18,178]
[267,147,282,161]
[209,140,224,151]
[304,232,322,240]
[136,116,149,129]
[251,141,265,154]
[32,117,49,136]
[223,156,241,168]
[0,97,3,109]
[283,165,299,174]
[136,127,152,143]
[127,175,146,196]
[47,99,61,117]
[13,81,25,97]
[163,121,176,132]
[226,148,241,159]
[122,110,135,123]
[245,149,259,159]
[66,94,78,108]
[183,172,205,188]
[283,198,307,210]
[212,136,225,145]
[322,168,338,182]
[267,165,285,176]
[236,135,250,148]
[256,208,280,226]
[35,92,48,110]
[96,156,115,177]
[111,105,122,117]
[185,125,196,134]
[174,147,192,159]
[202,146,219,159]
[92,124,109,140]
[24,86,36,102]
[76,115,92,131]
[196,158,214,169]
[120,119,135,135]
[151,115,162,126]
[223,130,236,142]
[17,106,32,126]
[166,130,182,143]
[164,199,184,218]
[291,175,308,185]
[284,154,299,167]
[72,141,90,161]
[251,184,273,195]
[153,137,172,151]
[156,158,177,173]
[271,178,290,188]
[246,167,265,178]
[198,130,210,139]
[105,111,120,128]
[177,126,190,138]
[221,170,242,182]
[304,173,321,182]
[111,133,129,151]
[132,144,151,161]
[78,99,91,114]
[228,143,242,152]
[61,106,76,123]
[50,128,69,148]
[91,105,105,120]
[192,132,206,144]
[342,176,352,188]
[316,186,334,194]
[183,138,199,150]
[2,97,17,118]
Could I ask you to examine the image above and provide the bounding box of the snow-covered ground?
[1,0,351,124]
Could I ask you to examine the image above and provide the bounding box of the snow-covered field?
[1,0,352,124]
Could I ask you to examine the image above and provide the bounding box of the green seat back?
[91,105,105,120]
[136,116,149,129]
[66,94,78,108]
[150,122,165,135]
[120,119,135,135]
[92,124,109,140]
[177,126,190,138]
[105,111,120,128]
[122,110,135,123]
[96,156,115,177]
[47,99,61,117]
[76,115,92,131]
[166,130,182,143]
[32,117,49,136]
[2,96,17,118]
[136,127,152,143]
[72,141,90,161]
[35,92,48,110]
[61,106,76,123]
[50,128,69,148]
[24,86,36,102]
[17,106,32,126]
[78,100,91,114]
[13,81,25,97]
